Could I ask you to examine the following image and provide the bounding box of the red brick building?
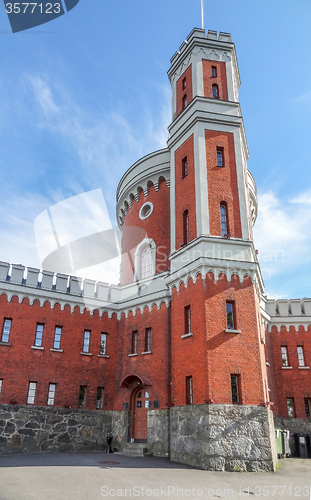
[0,28,309,470]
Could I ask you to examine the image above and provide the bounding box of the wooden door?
[133,389,149,441]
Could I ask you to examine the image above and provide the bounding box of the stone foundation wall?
[170,404,277,472]
[0,404,113,455]
[148,409,169,456]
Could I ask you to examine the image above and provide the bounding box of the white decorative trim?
[134,238,156,282]
[139,202,154,220]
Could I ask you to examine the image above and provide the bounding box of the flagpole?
[201,0,204,30]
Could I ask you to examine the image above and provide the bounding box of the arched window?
[212,84,219,99]
[182,94,188,110]
[183,210,189,245]
[141,245,153,279]
[220,203,228,236]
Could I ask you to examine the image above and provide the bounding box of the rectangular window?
[96,387,104,409]
[297,346,305,367]
[182,156,188,178]
[281,346,289,367]
[53,326,62,349]
[226,302,235,330]
[34,324,44,347]
[47,383,56,406]
[131,331,138,354]
[216,147,224,167]
[145,328,152,352]
[182,94,188,110]
[186,376,193,405]
[304,398,311,418]
[212,66,217,77]
[184,305,191,334]
[182,77,187,89]
[231,375,240,403]
[183,210,189,244]
[83,330,90,353]
[27,382,37,405]
[2,318,12,343]
[287,397,295,417]
[79,386,86,408]
[0,379,2,393]
[100,333,107,355]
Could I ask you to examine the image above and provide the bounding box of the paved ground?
[0,453,310,500]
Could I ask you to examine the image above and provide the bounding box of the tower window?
[0,379,3,394]
[1,318,12,343]
[96,387,104,409]
[220,203,228,237]
[231,375,240,403]
[182,77,187,89]
[212,84,219,99]
[212,66,217,77]
[226,301,235,330]
[183,210,189,245]
[144,328,152,352]
[182,94,188,110]
[286,397,295,417]
[281,346,289,367]
[27,382,37,405]
[79,386,87,408]
[186,376,193,404]
[34,323,44,347]
[83,330,90,353]
[141,245,153,279]
[100,333,107,355]
[47,383,56,406]
[216,147,224,167]
[184,305,191,334]
[297,346,305,367]
[304,398,311,418]
[131,331,138,354]
[53,326,62,349]
[182,156,188,178]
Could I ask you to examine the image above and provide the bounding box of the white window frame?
[297,346,305,367]
[134,238,156,281]
[27,382,37,405]
[0,379,2,393]
[83,330,90,353]
[47,383,56,406]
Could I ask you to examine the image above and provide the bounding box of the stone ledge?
[225,329,241,334]
[181,332,193,338]
[98,354,110,358]
[31,346,44,350]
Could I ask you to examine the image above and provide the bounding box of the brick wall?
[170,273,266,407]
[174,135,197,248]
[0,294,118,410]
[205,130,242,238]
[176,65,193,117]
[120,180,170,285]
[202,59,228,101]
[268,325,311,418]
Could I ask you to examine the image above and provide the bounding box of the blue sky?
[0,0,311,299]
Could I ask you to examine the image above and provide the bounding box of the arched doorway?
[132,387,150,441]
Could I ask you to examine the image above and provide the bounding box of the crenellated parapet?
[263,298,311,332]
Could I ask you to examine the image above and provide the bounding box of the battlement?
[265,298,311,317]
[0,261,110,300]
[170,28,233,67]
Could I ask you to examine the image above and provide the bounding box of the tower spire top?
[201,0,204,30]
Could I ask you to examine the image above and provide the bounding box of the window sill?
[50,348,63,352]
[298,366,310,369]
[128,353,138,357]
[281,366,292,369]
[266,362,270,366]
[0,342,11,346]
[98,354,110,358]
[31,346,44,350]
[225,329,241,334]
[181,332,193,339]
[142,351,152,355]
[80,352,92,356]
